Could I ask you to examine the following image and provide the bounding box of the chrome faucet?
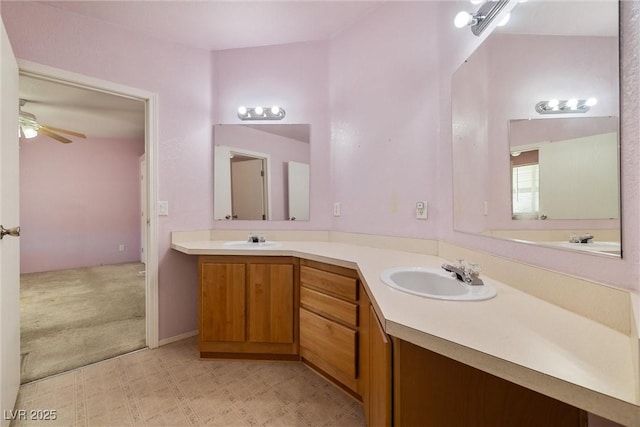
[569,234,594,244]
[442,259,484,286]
[247,233,266,243]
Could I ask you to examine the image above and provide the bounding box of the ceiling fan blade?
[40,125,86,139]
[38,127,73,144]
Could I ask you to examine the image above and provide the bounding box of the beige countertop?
[171,239,640,426]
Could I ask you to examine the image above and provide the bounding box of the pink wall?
[451,41,490,234]
[19,135,144,273]
[213,41,332,230]
[2,0,639,341]
[329,2,441,238]
[2,1,214,339]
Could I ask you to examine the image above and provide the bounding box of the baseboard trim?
[159,330,198,346]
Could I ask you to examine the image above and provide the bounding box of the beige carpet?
[20,262,146,383]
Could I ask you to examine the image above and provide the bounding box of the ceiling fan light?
[21,125,38,139]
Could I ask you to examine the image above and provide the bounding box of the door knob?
[0,225,20,239]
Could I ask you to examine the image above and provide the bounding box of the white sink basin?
[380,267,496,301]
[223,241,281,248]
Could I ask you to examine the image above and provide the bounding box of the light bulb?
[237,106,247,116]
[566,99,578,109]
[271,106,280,115]
[254,106,264,115]
[547,99,559,108]
[454,11,473,28]
[497,13,510,27]
[470,0,484,4]
[586,97,598,106]
[21,125,38,139]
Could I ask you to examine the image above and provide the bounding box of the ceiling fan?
[19,99,87,144]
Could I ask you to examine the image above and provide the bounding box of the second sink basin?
[380,267,496,301]
[223,241,281,248]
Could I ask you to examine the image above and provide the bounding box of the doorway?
[16,60,159,382]
[231,154,268,220]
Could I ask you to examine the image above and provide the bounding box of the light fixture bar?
[455,0,512,36]
[535,98,597,115]
[237,106,286,121]
[471,0,511,35]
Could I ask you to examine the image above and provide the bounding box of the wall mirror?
[452,0,620,257]
[214,124,310,221]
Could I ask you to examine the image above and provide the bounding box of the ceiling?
[19,1,383,141]
[43,1,383,52]
[499,1,618,37]
[20,74,146,140]
[18,0,618,141]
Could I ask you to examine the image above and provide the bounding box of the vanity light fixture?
[535,98,597,115]
[454,0,512,36]
[237,105,286,121]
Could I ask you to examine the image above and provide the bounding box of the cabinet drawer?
[300,308,357,391]
[300,265,358,301]
[301,286,358,328]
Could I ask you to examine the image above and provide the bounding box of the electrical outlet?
[333,202,341,217]
[416,201,428,220]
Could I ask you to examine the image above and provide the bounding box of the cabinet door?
[393,339,585,427]
[200,262,246,342]
[248,263,294,343]
[370,307,392,427]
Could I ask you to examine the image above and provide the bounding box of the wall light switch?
[333,202,341,217]
[158,201,169,216]
[416,201,428,220]
[483,201,489,216]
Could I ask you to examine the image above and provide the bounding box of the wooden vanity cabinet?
[198,256,299,358]
[299,259,360,393]
[392,338,587,427]
[359,283,393,427]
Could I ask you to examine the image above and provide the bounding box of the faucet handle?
[467,263,481,277]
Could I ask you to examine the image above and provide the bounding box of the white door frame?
[17,59,160,349]
[214,145,272,220]
[1,21,21,426]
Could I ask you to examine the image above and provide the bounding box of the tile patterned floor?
[11,337,366,427]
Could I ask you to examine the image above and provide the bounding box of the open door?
[287,161,310,221]
[213,145,233,220]
[231,157,267,220]
[0,20,22,425]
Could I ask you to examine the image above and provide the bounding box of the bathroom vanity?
[199,256,299,358]
[173,236,639,427]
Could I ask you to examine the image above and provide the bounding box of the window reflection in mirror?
[509,117,619,221]
[214,124,311,221]
[452,1,620,257]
